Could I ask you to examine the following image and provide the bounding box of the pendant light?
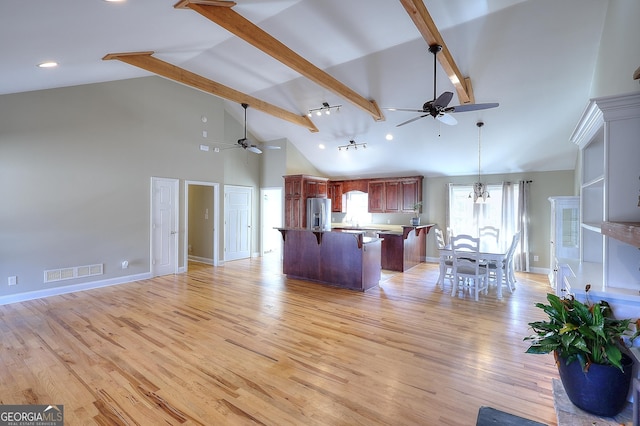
[470,121,489,203]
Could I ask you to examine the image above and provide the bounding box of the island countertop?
[377,224,434,271]
[276,227,383,245]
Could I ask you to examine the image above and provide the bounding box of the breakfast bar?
[378,224,434,271]
[277,228,382,291]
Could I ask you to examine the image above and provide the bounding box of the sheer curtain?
[500,182,517,246]
[513,180,531,272]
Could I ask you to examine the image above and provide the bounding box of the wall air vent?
[44,264,103,283]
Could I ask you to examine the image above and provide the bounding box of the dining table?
[437,239,510,299]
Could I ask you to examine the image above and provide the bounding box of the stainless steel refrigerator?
[307,198,332,231]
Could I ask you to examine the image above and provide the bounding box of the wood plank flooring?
[0,256,559,425]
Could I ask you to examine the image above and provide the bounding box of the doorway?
[260,188,283,257]
[185,181,220,269]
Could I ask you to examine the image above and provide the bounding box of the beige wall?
[0,76,260,298]
[422,170,575,270]
[591,0,640,98]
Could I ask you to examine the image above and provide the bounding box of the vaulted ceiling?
[1,0,611,178]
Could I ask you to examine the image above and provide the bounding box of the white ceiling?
[0,0,609,178]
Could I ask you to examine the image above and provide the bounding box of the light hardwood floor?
[0,256,559,425]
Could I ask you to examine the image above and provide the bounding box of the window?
[448,183,519,242]
[344,191,371,226]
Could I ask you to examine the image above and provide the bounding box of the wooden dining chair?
[487,231,521,293]
[451,234,488,301]
[435,228,454,289]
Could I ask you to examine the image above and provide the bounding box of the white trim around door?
[184,181,220,269]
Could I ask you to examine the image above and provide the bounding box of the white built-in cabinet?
[561,92,640,319]
[548,196,579,291]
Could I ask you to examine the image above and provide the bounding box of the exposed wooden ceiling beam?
[103,51,318,133]
[399,0,474,104]
[174,0,385,122]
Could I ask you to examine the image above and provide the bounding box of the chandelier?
[338,139,366,151]
[308,102,341,117]
[470,121,490,203]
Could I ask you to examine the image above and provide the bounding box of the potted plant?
[524,286,640,417]
[410,202,422,226]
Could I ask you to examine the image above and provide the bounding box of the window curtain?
[444,183,452,244]
[513,180,531,272]
[500,182,516,247]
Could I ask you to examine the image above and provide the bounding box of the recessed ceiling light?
[385,133,394,141]
[318,144,325,150]
[37,61,58,68]
[103,0,125,2]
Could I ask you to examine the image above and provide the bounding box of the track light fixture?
[338,139,366,151]
[308,102,341,117]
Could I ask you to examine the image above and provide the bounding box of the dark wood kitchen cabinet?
[400,177,421,213]
[284,175,329,228]
[328,182,344,213]
[367,176,423,213]
[367,181,385,213]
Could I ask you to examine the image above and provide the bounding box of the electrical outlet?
[8,276,17,286]
[121,261,129,269]
[533,255,539,262]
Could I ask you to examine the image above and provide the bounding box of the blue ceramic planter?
[557,352,633,417]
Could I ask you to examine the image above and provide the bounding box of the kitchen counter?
[276,228,381,291]
[378,224,434,271]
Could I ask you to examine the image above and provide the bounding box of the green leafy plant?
[412,202,422,217]
[524,287,639,372]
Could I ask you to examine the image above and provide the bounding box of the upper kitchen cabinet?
[305,179,327,198]
[367,181,386,213]
[327,181,345,213]
[367,176,423,214]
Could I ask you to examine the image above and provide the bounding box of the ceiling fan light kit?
[204,103,280,155]
[385,44,499,128]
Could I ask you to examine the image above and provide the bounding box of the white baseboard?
[0,272,152,306]
[188,255,214,265]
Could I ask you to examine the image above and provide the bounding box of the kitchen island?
[277,228,382,291]
[378,224,434,272]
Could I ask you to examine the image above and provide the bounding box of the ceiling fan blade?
[396,114,429,127]
[384,107,425,112]
[436,113,457,126]
[247,145,262,154]
[433,91,453,108]
[262,145,281,150]
[448,102,499,113]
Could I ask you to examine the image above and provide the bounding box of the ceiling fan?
[217,103,280,154]
[386,45,499,127]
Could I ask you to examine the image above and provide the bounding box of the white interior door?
[224,185,251,261]
[151,177,179,276]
